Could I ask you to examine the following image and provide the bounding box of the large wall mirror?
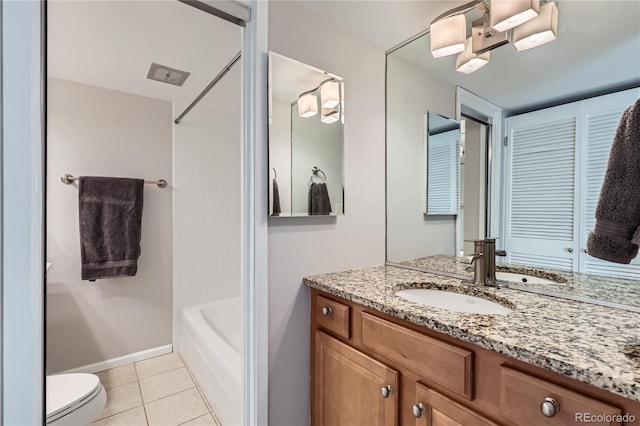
[386,1,640,305]
[268,51,344,217]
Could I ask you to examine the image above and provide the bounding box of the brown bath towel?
[587,99,640,264]
[79,176,144,280]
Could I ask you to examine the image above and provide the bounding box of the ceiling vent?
[146,62,190,86]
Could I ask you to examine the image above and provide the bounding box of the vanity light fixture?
[456,38,490,74]
[430,0,558,74]
[490,0,540,32]
[430,15,467,58]
[297,93,318,118]
[512,1,558,51]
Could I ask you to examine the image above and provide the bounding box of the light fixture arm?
[431,0,485,25]
[298,77,340,98]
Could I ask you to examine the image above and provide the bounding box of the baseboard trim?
[59,344,173,374]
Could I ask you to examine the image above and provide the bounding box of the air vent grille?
[146,62,190,86]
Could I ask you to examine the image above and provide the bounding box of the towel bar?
[60,174,168,188]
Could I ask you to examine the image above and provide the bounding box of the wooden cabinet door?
[413,382,499,426]
[314,331,398,426]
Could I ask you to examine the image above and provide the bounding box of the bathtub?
[181,297,241,426]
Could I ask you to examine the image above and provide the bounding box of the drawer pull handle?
[541,397,560,417]
[412,403,426,418]
[380,384,393,398]
[321,306,333,316]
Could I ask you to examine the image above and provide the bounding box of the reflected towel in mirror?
[272,178,281,216]
[309,183,331,215]
[587,99,640,264]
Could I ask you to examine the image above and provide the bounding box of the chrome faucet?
[462,238,507,287]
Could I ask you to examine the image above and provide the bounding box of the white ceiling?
[49,1,639,118]
[47,0,242,116]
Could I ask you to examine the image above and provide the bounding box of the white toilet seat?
[46,373,106,425]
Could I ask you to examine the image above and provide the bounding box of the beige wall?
[386,55,457,262]
[268,2,386,425]
[46,78,173,372]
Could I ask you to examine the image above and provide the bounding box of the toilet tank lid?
[46,373,101,418]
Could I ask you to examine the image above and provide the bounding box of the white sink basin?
[496,271,559,285]
[395,289,512,315]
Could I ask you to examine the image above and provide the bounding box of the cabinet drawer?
[500,366,623,426]
[315,295,350,339]
[361,313,473,399]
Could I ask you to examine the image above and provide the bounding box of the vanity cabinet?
[311,289,638,426]
[314,331,398,425]
[413,383,499,426]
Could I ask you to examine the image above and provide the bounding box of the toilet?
[46,373,107,425]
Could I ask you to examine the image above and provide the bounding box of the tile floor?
[91,352,222,426]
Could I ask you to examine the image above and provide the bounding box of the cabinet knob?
[321,306,333,316]
[412,403,426,418]
[541,397,560,417]
[380,384,394,398]
[566,248,574,253]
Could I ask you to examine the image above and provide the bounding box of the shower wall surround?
[46,78,173,372]
[172,101,241,349]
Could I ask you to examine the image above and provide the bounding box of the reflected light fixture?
[321,105,341,124]
[512,1,558,51]
[297,93,318,118]
[297,77,343,123]
[320,80,341,108]
[456,38,490,74]
[490,0,540,32]
[430,14,467,58]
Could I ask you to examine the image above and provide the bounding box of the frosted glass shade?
[456,38,490,74]
[321,105,340,124]
[490,0,539,32]
[512,2,558,51]
[297,93,318,118]
[430,15,467,58]
[320,81,340,108]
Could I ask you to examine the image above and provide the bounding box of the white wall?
[46,78,173,372]
[386,55,457,262]
[173,94,241,347]
[268,2,386,425]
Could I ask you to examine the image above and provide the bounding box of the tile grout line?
[142,384,198,406]
[133,361,151,426]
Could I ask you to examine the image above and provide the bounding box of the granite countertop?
[303,264,640,402]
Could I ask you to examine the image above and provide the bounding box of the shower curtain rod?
[174,51,242,124]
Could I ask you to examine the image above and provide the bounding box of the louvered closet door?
[579,90,640,278]
[504,104,580,271]
[427,132,459,214]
